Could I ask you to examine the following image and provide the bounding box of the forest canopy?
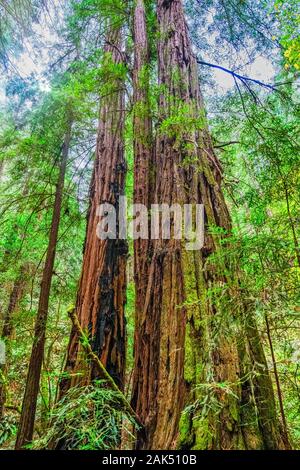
[0,0,299,452]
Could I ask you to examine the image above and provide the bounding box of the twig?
[214,141,240,148]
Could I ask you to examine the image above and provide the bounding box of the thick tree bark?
[15,118,72,449]
[131,0,156,442]
[59,29,127,398]
[132,0,284,450]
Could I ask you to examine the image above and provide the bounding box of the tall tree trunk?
[241,304,287,449]
[264,310,291,448]
[0,264,29,419]
[59,29,127,398]
[2,265,29,339]
[15,117,72,449]
[132,0,284,450]
[131,0,156,442]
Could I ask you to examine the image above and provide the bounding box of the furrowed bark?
[15,117,72,450]
[131,0,156,444]
[59,28,127,397]
[145,0,210,448]
[132,0,284,450]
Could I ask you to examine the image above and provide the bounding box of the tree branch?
[197,59,277,91]
[214,141,240,148]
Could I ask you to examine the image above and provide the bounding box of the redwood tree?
[131,0,156,440]
[131,0,285,450]
[59,28,128,397]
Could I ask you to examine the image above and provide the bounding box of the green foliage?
[210,81,300,445]
[0,0,299,452]
[0,415,17,446]
[31,381,136,450]
[0,0,47,68]
[159,101,205,142]
[274,0,300,70]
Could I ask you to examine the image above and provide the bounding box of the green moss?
[229,395,239,423]
[183,323,195,383]
[192,416,212,450]
[178,410,194,449]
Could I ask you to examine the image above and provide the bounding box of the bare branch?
[197,59,277,91]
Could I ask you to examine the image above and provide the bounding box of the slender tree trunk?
[59,29,127,399]
[131,0,156,443]
[2,265,29,339]
[264,311,291,448]
[15,118,72,449]
[132,0,284,450]
[241,307,286,449]
[0,264,29,419]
